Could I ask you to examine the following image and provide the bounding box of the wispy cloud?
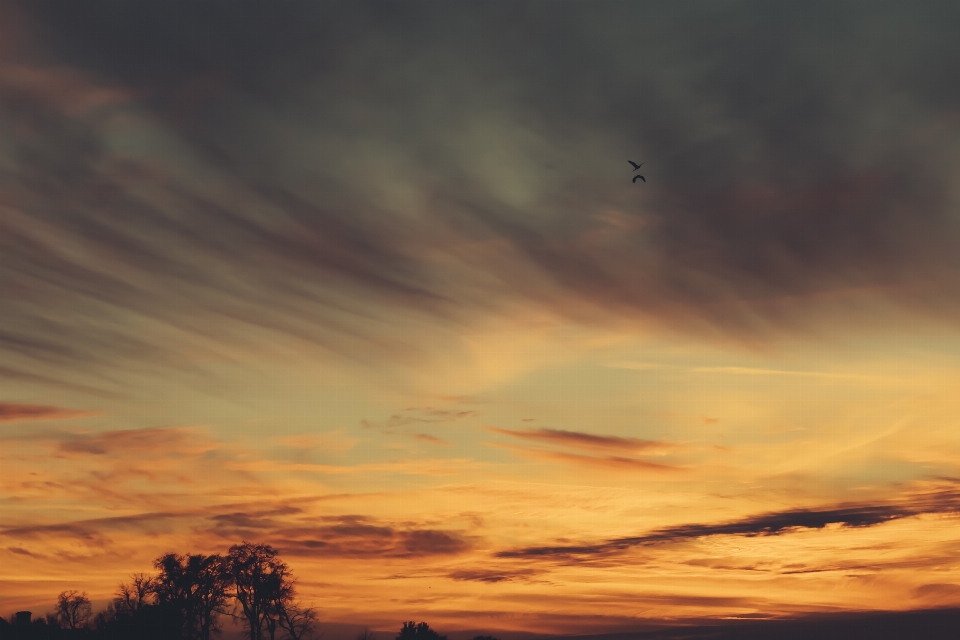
[415,433,451,446]
[55,426,197,455]
[607,362,891,381]
[206,506,304,536]
[447,568,538,583]
[484,427,679,472]
[2,511,184,541]
[0,402,100,423]
[485,427,668,454]
[362,408,478,430]
[275,431,358,452]
[272,516,471,559]
[224,458,479,476]
[913,583,960,604]
[489,442,680,473]
[1,504,473,561]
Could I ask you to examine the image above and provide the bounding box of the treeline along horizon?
[1,542,501,640]
[1,541,316,640]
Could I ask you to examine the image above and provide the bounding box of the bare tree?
[55,590,93,629]
[279,602,320,640]
[116,572,156,615]
[356,627,375,640]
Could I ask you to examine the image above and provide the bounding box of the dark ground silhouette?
[547,608,960,640]
[3,548,959,640]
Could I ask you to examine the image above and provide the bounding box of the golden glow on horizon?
[4,334,960,629]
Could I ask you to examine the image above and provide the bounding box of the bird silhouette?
[632,174,646,183]
[628,160,645,170]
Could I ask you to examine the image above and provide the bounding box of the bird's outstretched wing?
[632,174,646,183]
[628,160,645,170]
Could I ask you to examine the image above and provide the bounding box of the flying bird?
[632,174,646,183]
[628,161,645,170]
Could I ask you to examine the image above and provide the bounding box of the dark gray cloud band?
[0,402,98,422]
[497,489,960,560]
[486,427,665,452]
[2,508,470,560]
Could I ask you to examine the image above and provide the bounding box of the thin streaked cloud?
[607,361,896,381]
[0,402,100,423]
[484,427,670,453]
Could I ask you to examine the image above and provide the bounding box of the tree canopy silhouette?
[396,621,447,640]
[55,590,92,630]
[153,553,229,640]
[0,542,317,640]
[227,542,316,640]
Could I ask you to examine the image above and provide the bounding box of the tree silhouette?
[277,602,319,640]
[396,622,447,640]
[115,573,155,615]
[55,590,93,630]
[153,553,229,640]
[0,541,319,640]
[356,627,375,640]
[95,573,161,640]
[228,542,317,640]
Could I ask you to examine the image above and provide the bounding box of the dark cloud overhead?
[2,1,960,391]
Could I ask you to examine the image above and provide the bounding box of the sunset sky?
[3,1,960,635]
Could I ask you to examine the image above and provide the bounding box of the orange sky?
[2,2,960,635]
